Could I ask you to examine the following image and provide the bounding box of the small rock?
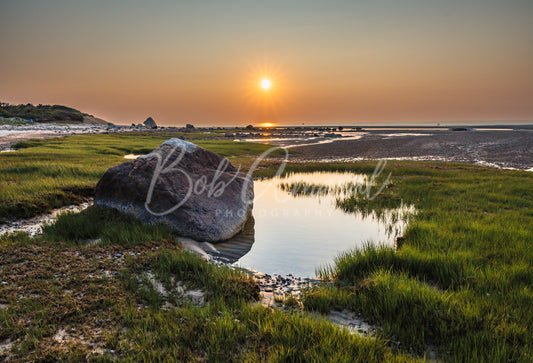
[143,117,158,129]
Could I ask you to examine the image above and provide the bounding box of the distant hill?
[0,102,110,125]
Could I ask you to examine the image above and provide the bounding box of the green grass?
[0,133,285,221]
[115,243,414,362]
[41,205,176,246]
[0,116,31,126]
[115,300,409,362]
[299,161,533,361]
[123,247,261,306]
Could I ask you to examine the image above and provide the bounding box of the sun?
[260,78,271,90]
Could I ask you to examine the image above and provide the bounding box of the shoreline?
[2,124,531,171]
[251,129,532,170]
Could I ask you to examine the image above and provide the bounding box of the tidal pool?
[214,172,413,277]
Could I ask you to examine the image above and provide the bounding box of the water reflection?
[209,217,255,263]
[214,172,413,277]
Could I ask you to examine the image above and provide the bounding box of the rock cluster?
[252,271,320,301]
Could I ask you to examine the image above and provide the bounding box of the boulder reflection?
[210,217,255,263]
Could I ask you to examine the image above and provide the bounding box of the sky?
[1,0,532,126]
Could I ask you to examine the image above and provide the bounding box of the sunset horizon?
[2,0,532,126]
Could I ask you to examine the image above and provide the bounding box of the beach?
[289,129,533,170]
[0,124,110,150]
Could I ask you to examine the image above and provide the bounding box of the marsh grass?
[336,186,404,216]
[279,181,334,196]
[0,230,33,246]
[319,244,465,290]
[0,116,31,126]
[114,301,412,362]
[278,180,378,197]
[41,205,175,246]
[115,246,413,361]
[122,248,261,307]
[300,161,533,361]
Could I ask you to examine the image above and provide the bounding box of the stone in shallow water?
[95,138,253,242]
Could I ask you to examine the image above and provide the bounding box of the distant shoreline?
[1,123,531,171]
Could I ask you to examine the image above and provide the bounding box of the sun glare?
[244,62,284,123]
[261,78,271,90]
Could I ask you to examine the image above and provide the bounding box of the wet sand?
[289,129,533,170]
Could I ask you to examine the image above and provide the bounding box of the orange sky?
[1,0,532,126]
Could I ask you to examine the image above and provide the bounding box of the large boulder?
[94,139,253,242]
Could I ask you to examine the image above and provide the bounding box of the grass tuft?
[41,205,175,246]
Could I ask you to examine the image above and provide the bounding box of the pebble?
[248,269,319,305]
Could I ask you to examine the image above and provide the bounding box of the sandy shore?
[288,129,533,170]
[0,124,110,150]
